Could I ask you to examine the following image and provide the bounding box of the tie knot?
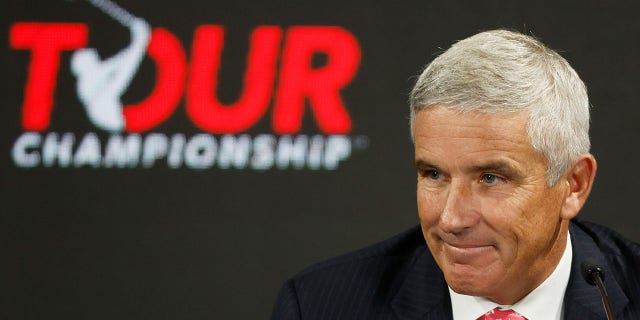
[477,307,527,320]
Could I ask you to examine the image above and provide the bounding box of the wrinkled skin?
[414,106,595,304]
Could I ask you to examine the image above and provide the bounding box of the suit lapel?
[391,246,453,320]
[563,222,629,320]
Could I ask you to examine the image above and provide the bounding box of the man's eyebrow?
[415,159,435,168]
[470,161,521,177]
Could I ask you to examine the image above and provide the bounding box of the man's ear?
[560,154,597,219]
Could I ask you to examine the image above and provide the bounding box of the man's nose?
[439,180,479,234]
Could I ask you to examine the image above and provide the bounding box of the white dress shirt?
[449,233,573,320]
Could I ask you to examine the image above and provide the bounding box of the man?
[271,30,640,319]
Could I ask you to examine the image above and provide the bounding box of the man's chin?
[442,263,495,297]
[447,279,488,297]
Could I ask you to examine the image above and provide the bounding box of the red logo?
[10,23,360,134]
[9,1,366,170]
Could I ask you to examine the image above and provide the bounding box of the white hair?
[409,29,590,186]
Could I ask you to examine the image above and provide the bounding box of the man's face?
[414,106,571,304]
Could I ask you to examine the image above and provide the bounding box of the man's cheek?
[417,195,441,224]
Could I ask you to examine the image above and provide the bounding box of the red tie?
[477,307,527,320]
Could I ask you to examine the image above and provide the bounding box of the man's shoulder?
[293,225,427,281]
[272,225,438,319]
[568,219,640,319]
[571,219,640,262]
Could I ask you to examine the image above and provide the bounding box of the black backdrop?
[2,1,640,319]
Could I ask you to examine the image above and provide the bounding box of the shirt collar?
[449,232,572,320]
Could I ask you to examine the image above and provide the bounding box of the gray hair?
[409,29,590,186]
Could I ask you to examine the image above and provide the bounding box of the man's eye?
[426,170,441,180]
[481,174,502,185]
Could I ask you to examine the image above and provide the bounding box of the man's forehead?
[415,105,529,124]
[413,107,544,170]
[414,107,529,142]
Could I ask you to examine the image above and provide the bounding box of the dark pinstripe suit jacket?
[272,220,640,319]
